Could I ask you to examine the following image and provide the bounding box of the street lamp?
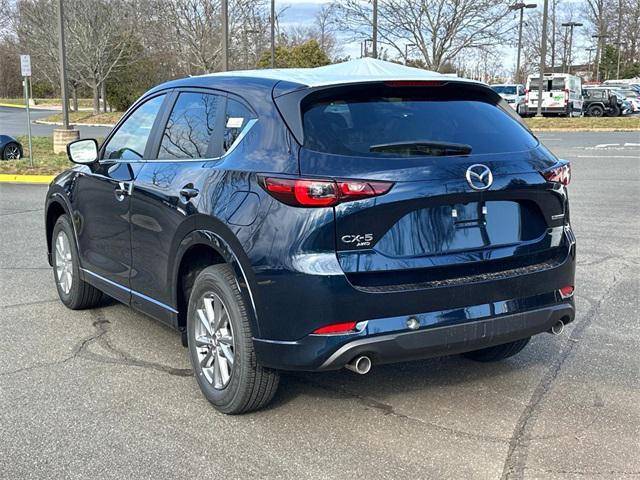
[270,0,275,68]
[561,21,582,74]
[535,0,549,117]
[510,3,537,83]
[405,43,416,65]
[592,33,609,82]
[221,0,228,71]
[613,41,626,79]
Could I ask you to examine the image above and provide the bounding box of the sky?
[277,0,595,76]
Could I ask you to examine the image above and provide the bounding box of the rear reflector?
[559,286,574,299]
[313,321,358,334]
[542,161,571,186]
[258,176,393,208]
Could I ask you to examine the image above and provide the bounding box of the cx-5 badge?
[465,164,493,191]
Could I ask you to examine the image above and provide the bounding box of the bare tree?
[333,0,514,71]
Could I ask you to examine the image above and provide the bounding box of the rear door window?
[223,98,255,153]
[158,92,222,160]
[302,83,538,157]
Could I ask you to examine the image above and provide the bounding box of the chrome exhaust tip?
[345,355,372,375]
[550,320,565,335]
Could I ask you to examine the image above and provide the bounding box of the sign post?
[20,54,34,167]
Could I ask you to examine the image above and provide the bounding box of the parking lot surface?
[1,132,638,479]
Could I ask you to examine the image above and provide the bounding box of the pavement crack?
[500,271,625,480]
[0,208,43,217]
[291,374,507,443]
[2,298,59,309]
[73,309,193,377]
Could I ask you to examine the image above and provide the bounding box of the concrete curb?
[0,174,54,184]
[34,120,116,128]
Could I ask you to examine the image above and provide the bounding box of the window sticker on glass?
[226,117,244,129]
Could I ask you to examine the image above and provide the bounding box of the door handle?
[114,181,133,201]
[180,186,199,200]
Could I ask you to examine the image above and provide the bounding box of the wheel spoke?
[204,296,215,325]
[197,309,213,335]
[195,335,212,347]
[213,300,223,330]
[213,351,222,388]
[199,348,213,369]
[217,350,230,385]
[219,343,234,366]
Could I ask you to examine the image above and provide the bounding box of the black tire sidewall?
[589,105,604,117]
[187,266,252,411]
[51,215,83,308]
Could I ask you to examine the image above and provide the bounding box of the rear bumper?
[253,300,575,371]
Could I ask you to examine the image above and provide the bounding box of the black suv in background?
[583,87,627,117]
[45,59,576,414]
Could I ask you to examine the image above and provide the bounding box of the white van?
[490,84,526,115]
[524,73,583,116]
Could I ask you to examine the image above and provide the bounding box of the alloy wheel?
[4,144,21,160]
[194,292,235,389]
[55,231,73,294]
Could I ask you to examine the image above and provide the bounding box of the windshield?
[491,86,517,95]
[302,83,538,157]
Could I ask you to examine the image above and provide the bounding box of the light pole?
[536,0,549,117]
[510,3,537,82]
[592,33,609,82]
[221,0,228,71]
[372,0,378,59]
[614,41,626,79]
[561,21,582,74]
[405,43,416,65]
[57,0,69,130]
[270,0,275,67]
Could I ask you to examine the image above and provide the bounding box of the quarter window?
[159,92,221,160]
[103,94,165,160]
[223,98,254,152]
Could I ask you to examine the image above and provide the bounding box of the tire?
[606,105,621,117]
[462,337,530,362]
[52,215,103,309]
[2,142,21,160]
[187,264,279,414]
[587,105,604,117]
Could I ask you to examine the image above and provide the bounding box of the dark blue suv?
[45,59,576,414]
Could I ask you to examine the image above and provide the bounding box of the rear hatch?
[279,81,569,290]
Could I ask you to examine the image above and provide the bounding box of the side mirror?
[67,139,98,164]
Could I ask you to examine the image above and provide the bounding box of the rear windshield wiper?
[369,140,472,156]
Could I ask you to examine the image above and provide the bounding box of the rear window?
[491,86,517,95]
[301,83,537,157]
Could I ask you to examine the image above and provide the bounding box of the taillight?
[542,161,571,186]
[312,321,358,335]
[258,176,393,208]
[525,88,529,101]
[564,88,570,101]
[559,286,574,299]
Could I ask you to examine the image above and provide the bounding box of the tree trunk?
[92,82,99,114]
[71,84,78,112]
[101,81,107,113]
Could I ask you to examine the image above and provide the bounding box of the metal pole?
[567,25,573,74]
[550,0,556,68]
[516,7,524,82]
[615,42,625,79]
[372,0,378,59]
[23,77,33,167]
[270,0,275,67]
[56,0,70,130]
[221,0,228,71]
[536,0,549,117]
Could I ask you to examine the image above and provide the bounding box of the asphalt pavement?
[0,131,638,479]
[0,106,112,138]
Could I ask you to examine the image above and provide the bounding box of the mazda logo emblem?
[465,164,493,191]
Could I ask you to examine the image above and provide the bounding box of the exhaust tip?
[345,355,372,375]
[550,320,565,335]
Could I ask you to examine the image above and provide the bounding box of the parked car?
[602,79,640,94]
[583,87,632,116]
[614,88,640,113]
[490,84,526,114]
[0,135,23,160]
[524,73,583,116]
[44,59,576,414]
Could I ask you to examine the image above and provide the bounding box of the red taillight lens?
[564,88,570,100]
[259,176,393,207]
[312,321,358,334]
[542,162,571,186]
[559,286,574,299]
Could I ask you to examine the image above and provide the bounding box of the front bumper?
[253,299,575,371]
